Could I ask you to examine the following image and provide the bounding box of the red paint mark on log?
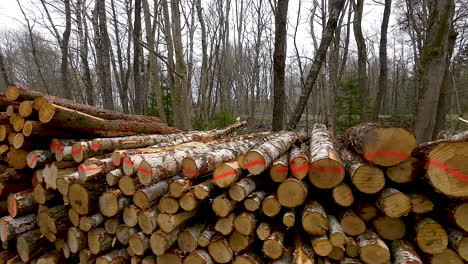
[275,167,288,173]
[72,146,83,156]
[56,146,64,153]
[8,196,15,217]
[91,143,100,151]
[123,158,134,165]
[182,168,197,177]
[28,154,38,168]
[213,170,236,180]
[79,164,101,173]
[137,167,152,175]
[244,160,266,168]
[428,159,468,182]
[290,163,309,173]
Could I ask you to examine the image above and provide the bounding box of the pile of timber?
[0,86,467,264]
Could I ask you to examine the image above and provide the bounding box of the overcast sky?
[0,0,393,58]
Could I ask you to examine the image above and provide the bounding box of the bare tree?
[272,0,289,131]
[0,50,10,85]
[196,0,209,123]
[353,0,368,122]
[414,0,455,142]
[134,0,144,114]
[373,0,391,120]
[76,0,94,105]
[288,0,346,129]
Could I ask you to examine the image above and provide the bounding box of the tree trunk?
[414,0,455,142]
[76,0,94,105]
[272,0,289,131]
[373,0,391,120]
[196,0,209,123]
[61,0,72,99]
[134,0,144,114]
[353,0,368,122]
[288,0,346,129]
[0,50,10,85]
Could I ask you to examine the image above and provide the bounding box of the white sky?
[0,0,392,59]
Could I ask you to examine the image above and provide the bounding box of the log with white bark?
[88,227,113,254]
[157,209,199,233]
[302,201,328,235]
[137,205,159,234]
[244,190,267,212]
[149,228,180,256]
[391,240,423,264]
[7,189,36,217]
[16,229,52,262]
[37,204,68,242]
[0,214,36,242]
[289,143,310,180]
[357,231,390,264]
[79,212,105,232]
[99,189,131,217]
[269,153,289,182]
[177,223,205,252]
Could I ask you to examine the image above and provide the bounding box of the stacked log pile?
[0,85,467,264]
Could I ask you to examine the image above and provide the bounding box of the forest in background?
[0,0,467,141]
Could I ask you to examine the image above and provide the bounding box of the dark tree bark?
[0,50,10,85]
[353,0,368,122]
[372,0,391,120]
[272,0,289,131]
[134,0,144,114]
[287,0,346,129]
[196,0,209,124]
[414,0,455,142]
[76,0,94,106]
[61,0,72,99]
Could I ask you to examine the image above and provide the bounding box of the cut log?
[33,183,55,205]
[133,181,169,209]
[234,212,256,235]
[115,226,138,245]
[302,201,328,235]
[228,231,253,252]
[386,157,422,183]
[213,161,243,188]
[0,251,15,264]
[26,150,53,169]
[0,125,12,142]
[309,124,345,189]
[193,179,217,200]
[413,131,468,198]
[68,208,80,227]
[212,193,236,217]
[36,250,63,264]
[137,206,159,234]
[277,177,308,208]
[79,248,96,264]
[329,215,346,247]
[88,228,113,254]
[158,195,179,214]
[17,229,52,262]
[269,153,289,182]
[356,201,379,222]
[357,231,390,264]
[67,227,87,256]
[377,188,412,218]
[337,146,385,194]
[169,177,191,198]
[415,218,448,254]
[104,217,119,235]
[345,237,359,258]
[45,165,77,191]
[450,202,468,232]
[312,235,333,257]
[129,232,150,256]
[261,194,281,217]
[78,157,116,182]
[142,255,156,264]
[68,179,107,215]
[208,235,233,263]
[340,210,366,236]
[244,191,267,212]
[118,175,138,196]
[179,191,200,211]
[7,189,36,217]
[289,144,310,179]
[0,214,36,242]
[96,248,129,264]
[70,141,98,163]
[372,215,406,240]
[55,170,79,197]
[184,249,213,264]
[229,175,256,201]
[106,168,124,186]
[0,181,31,199]
[390,240,423,264]
[329,246,345,261]
[215,213,235,235]
[123,205,140,227]
[99,189,131,217]
[37,205,69,242]
[156,249,183,264]
[345,123,417,166]
[177,223,205,252]
[256,222,271,241]
[429,248,464,264]
[18,101,33,118]
[149,228,180,256]
[38,102,178,135]
[8,148,28,169]
[448,228,468,261]
[198,227,216,247]
[23,121,80,139]
[408,193,434,214]
[79,212,105,232]
[282,209,295,228]
[262,230,285,259]
[244,131,306,175]
[157,210,198,233]
[292,231,314,263]
[332,183,354,207]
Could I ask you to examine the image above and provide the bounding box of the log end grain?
[308,158,345,189]
[277,178,308,208]
[244,151,267,175]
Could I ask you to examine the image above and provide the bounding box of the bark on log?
[0,214,36,242]
[212,193,236,217]
[215,213,235,236]
[193,179,217,200]
[37,204,69,242]
[133,181,169,209]
[277,177,308,208]
[157,210,198,233]
[179,191,200,211]
[244,191,267,212]
[26,150,53,169]
[244,131,307,175]
[96,248,129,264]
[345,237,359,258]
[16,229,52,262]
[377,188,412,218]
[357,231,390,264]
[79,212,105,232]
[0,181,31,199]
[345,123,417,166]
[128,232,150,256]
[309,124,345,189]
[7,189,36,217]
[106,168,123,187]
[391,240,423,264]
[115,226,138,245]
[329,215,346,247]
[263,230,285,259]
[99,189,131,217]
[448,228,468,261]
[177,223,205,252]
[198,227,216,247]
[208,235,233,263]
[68,179,107,215]
[88,228,113,254]
[67,227,87,254]
[137,206,159,234]
[289,143,310,180]
[340,210,366,236]
[269,153,289,182]
[302,201,328,235]
[184,249,213,264]
[78,157,116,182]
[312,235,333,256]
[149,228,179,256]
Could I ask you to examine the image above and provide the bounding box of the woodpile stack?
[0,85,467,264]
